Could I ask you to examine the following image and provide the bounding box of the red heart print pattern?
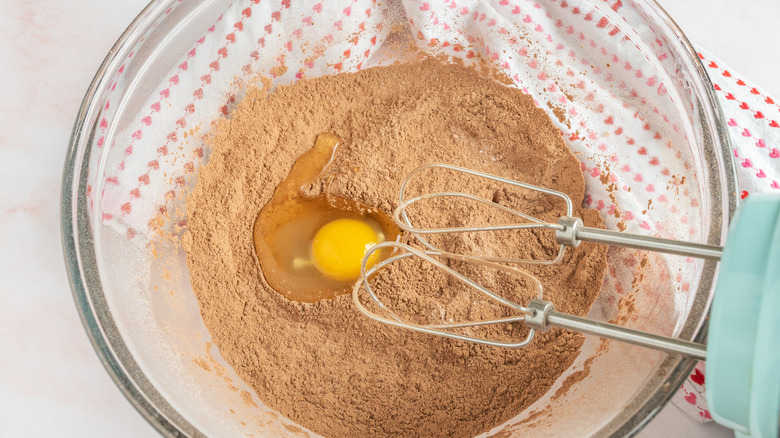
[691,368,705,385]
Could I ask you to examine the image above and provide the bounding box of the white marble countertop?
[1,0,777,436]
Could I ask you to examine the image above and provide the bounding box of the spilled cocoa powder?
[182,58,608,437]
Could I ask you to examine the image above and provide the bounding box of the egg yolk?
[310,218,380,281]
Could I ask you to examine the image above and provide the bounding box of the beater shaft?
[526,299,707,360]
[555,217,723,260]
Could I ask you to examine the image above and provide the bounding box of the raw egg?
[253,133,399,303]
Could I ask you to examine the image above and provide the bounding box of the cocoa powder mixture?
[182,58,608,437]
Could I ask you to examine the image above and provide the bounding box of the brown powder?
[183,58,608,437]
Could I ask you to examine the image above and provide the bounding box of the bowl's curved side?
[61,0,738,437]
[605,1,738,436]
[61,0,204,436]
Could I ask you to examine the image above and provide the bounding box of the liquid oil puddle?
[253,133,400,303]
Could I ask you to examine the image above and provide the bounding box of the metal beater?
[352,163,780,437]
[352,163,719,359]
[393,163,722,263]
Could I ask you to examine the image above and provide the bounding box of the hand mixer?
[352,164,780,438]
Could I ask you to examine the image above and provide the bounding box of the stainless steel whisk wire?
[395,164,723,261]
[352,242,542,349]
[353,163,716,360]
[395,163,573,265]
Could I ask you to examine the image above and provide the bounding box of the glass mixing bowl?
[62,0,737,436]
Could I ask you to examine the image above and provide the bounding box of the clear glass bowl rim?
[60,0,738,436]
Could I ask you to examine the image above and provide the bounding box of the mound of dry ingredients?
[182,58,608,438]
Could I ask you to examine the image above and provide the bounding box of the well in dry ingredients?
[182,58,608,437]
[252,131,400,303]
